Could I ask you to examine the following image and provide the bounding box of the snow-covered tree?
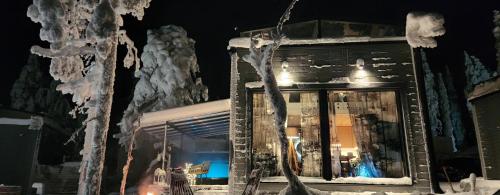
[437,73,457,151]
[117,25,208,194]
[464,51,493,95]
[443,66,465,149]
[406,12,446,48]
[27,0,150,194]
[10,54,75,124]
[10,54,46,112]
[117,25,208,146]
[421,50,443,136]
[242,0,320,194]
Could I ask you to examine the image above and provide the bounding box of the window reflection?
[328,91,404,178]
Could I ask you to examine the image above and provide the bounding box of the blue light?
[194,153,229,179]
[355,153,382,178]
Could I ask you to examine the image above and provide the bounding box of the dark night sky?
[1,0,499,106]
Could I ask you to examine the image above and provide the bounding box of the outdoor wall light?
[278,60,293,85]
[356,58,365,70]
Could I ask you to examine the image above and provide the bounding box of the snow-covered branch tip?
[118,30,141,72]
[242,37,273,77]
[274,0,299,48]
[64,117,97,145]
[31,45,95,58]
[406,12,446,48]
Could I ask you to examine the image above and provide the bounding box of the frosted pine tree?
[443,66,465,149]
[421,50,443,136]
[10,54,75,125]
[464,51,493,113]
[117,25,208,194]
[464,51,493,94]
[27,0,150,194]
[437,73,457,152]
[10,54,46,112]
[117,25,208,146]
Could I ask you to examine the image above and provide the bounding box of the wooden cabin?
[227,20,435,194]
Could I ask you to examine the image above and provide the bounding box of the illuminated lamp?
[278,60,293,85]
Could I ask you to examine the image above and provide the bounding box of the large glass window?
[328,91,404,178]
[251,90,406,179]
[252,92,322,177]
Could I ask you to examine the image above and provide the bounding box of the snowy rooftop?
[139,99,230,138]
[229,20,406,49]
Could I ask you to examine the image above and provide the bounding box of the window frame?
[246,82,411,181]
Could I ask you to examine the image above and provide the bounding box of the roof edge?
[228,36,407,49]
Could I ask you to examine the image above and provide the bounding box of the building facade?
[228,21,434,194]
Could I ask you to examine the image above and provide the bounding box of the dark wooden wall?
[229,41,433,194]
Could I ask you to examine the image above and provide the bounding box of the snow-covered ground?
[261,176,412,185]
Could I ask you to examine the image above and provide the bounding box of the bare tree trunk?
[120,126,139,195]
[244,43,318,195]
[78,35,118,195]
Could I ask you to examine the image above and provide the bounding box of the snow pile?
[405,12,446,48]
[261,176,412,185]
[440,174,500,195]
[117,25,208,146]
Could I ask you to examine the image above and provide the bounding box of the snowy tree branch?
[118,30,141,71]
[64,117,97,145]
[31,45,95,58]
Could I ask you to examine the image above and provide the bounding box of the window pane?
[252,92,322,177]
[328,91,405,178]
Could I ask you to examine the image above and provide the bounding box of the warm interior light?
[147,192,154,195]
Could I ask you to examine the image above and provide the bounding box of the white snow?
[229,37,407,49]
[261,176,413,185]
[28,0,151,193]
[117,25,208,145]
[405,12,446,48]
[0,118,32,126]
[139,99,229,127]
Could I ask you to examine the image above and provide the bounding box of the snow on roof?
[140,99,230,127]
[228,36,407,49]
[468,76,500,101]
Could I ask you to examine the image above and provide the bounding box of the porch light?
[279,60,293,85]
[351,58,372,86]
[356,58,365,70]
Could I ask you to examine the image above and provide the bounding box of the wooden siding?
[229,41,432,193]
